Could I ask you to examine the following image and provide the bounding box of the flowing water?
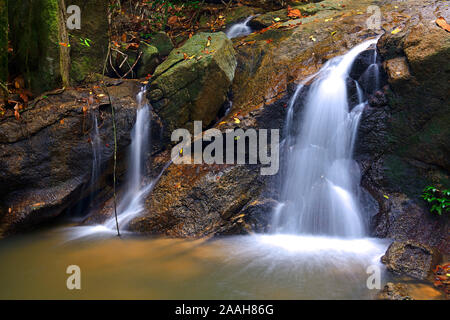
[226,16,254,39]
[0,40,400,299]
[89,111,103,206]
[273,39,378,237]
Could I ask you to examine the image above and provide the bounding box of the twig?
[120,51,142,79]
[102,19,120,238]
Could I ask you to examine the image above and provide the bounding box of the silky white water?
[226,16,254,39]
[104,87,151,229]
[273,39,378,237]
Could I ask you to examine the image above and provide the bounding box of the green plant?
[421,186,450,215]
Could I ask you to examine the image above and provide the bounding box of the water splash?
[274,39,379,238]
[226,16,255,39]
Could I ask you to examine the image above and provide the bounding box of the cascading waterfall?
[104,87,151,229]
[226,16,255,39]
[273,39,379,238]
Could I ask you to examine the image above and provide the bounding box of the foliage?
[421,186,450,215]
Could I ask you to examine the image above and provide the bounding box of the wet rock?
[376,282,412,300]
[384,57,411,84]
[0,80,160,237]
[148,32,237,136]
[381,241,442,280]
[368,90,388,108]
[128,164,271,238]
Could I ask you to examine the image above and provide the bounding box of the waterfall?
[89,111,102,205]
[104,87,151,229]
[226,16,254,39]
[274,39,379,238]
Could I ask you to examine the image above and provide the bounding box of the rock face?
[355,1,450,254]
[0,79,154,237]
[381,241,441,280]
[147,32,237,137]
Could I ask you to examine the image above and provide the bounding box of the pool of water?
[0,226,392,299]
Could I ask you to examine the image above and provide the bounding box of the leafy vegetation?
[421,186,450,215]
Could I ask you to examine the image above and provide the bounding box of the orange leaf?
[436,17,450,32]
[168,16,178,25]
[266,39,273,44]
[287,6,303,19]
[121,33,127,43]
[14,110,20,120]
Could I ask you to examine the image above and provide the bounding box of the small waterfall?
[274,39,379,238]
[360,49,380,92]
[226,16,254,39]
[104,87,151,229]
[89,111,102,204]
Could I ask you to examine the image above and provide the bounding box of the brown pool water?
[0,225,394,299]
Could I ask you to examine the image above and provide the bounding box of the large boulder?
[0,79,157,237]
[147,32,237,136]
[381,241,442,280]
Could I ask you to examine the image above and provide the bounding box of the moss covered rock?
[148,32,237,135]
[149,31,174,57]
[68,0,109,83]
[136,42,159,78]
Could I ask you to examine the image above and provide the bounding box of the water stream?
[226,16,255,39]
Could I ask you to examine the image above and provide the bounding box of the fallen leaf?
[14,109,20,120]
[168,16,178,25]
[121,33,127,43]
[234,117,240,124]
[266,39,273,44]
[273,17,281,22]
[436,17,450,32]
[391,28,401,34]
[287,6,303,19]
[206,36,211,47]
[218,121,226,125]
[60,119,64,125]
[331,31,337,36]
[383,195,389,199]
[309,35,316,42]
[8,207,12,214]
